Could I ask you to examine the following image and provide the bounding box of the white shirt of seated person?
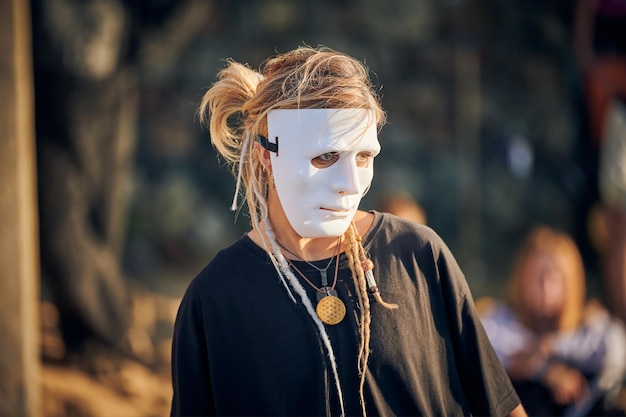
[267,108,380,238]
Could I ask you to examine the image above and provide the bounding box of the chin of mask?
[267,108,380,238]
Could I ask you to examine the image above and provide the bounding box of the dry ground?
[40,283,177,417]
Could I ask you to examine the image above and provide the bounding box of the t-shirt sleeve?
[437,243,521,417]
[454,295,522,416]
[170,281,215,417]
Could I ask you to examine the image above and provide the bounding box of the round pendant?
[316,295,346,325]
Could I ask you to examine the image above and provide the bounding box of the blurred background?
[2,0,621,415]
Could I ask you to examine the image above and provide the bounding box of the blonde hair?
[507,226,586,332]
[198,46,393,417]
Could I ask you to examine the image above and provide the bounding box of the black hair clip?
[256,135,279,155]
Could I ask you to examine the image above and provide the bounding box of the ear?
[254,142,272,174]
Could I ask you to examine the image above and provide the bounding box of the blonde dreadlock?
[344,222,398,415]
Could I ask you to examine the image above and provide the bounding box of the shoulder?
[182,235,269,298]
[367,211,468,290]
[174,235,274,332]
[367,211,459,278]
[366,210,447,252]
[580,299,626,338]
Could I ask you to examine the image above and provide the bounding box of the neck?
[278,235,343,263]
[247,192,375,261]
[268,221,342,262]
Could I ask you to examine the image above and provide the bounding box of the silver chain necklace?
[276,237,340,287]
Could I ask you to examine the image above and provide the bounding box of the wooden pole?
[0,0,41,415]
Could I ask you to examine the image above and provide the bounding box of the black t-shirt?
[171,211,520,416]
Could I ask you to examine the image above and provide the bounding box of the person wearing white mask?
[170,45,526,417]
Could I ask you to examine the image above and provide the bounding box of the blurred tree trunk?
[32,0,137,353]
[31,0,212,357]
[0,0,41,415]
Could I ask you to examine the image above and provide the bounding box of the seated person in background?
[480,226,626,417]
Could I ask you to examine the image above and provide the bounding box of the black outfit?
[171,211,520,416]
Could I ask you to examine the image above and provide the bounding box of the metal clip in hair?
[256,135,279,155]
[362,259,378,294]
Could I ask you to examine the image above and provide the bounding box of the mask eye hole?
[311,152,340,168]
[356,152,374,168]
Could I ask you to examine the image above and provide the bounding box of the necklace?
[278,238,346,325]
[280,240,337,285]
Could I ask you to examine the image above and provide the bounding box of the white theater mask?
[263,108,380,238]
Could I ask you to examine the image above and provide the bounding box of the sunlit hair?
[506,226,586,332]
[198,45,391,417]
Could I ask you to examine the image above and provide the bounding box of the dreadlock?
[344,222,398,415]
